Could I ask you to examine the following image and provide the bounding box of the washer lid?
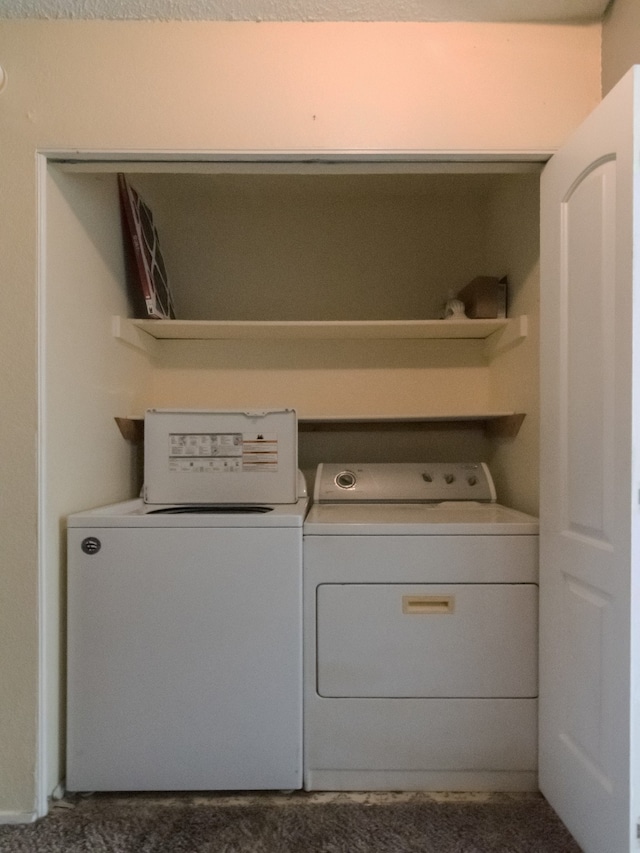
[313,462,497,504]
[67,497,309,528]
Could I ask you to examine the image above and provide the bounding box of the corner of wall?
[601,0,640,96]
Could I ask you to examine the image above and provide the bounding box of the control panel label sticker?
[168,433,278,472]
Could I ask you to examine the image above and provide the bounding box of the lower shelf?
[299,414,525,438]
[115,413,525,443]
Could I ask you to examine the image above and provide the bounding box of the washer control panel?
[313,462,496,504]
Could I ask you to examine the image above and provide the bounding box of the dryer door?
[316,583,537,698]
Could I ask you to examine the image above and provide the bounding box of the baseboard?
[0,810,38,825]
[304,769,539,792]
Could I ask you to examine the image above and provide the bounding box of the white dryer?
[303,462,539,792]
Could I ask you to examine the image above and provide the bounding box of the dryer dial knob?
[335,470,357,489]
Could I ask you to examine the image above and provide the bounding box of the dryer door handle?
[402,595,455,615]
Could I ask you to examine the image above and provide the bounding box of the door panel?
[564,160,616,542]
[540,66,640,853]
[562,576,612,783]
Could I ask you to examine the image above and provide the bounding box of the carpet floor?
[0,791,582,853]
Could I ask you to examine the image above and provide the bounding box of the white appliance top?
[68,497,309,528]
[305,462,538,535]
[304,500,538,535]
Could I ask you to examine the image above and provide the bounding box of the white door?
[540,66,640,853]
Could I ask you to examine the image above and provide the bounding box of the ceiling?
[0,0,613,22]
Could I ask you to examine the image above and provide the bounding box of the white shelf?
[114,315,528,346]
[131,317,508,340]
[115,412,525,442]
[299,413,526,438]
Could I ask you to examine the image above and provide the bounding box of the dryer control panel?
[313,462,497,504]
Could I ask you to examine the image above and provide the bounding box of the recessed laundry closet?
[49,156,541,793]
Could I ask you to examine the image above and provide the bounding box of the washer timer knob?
[81,536,101,555]
[335,470,357,489]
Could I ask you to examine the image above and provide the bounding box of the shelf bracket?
[484,315,528,358]
[112,316,160,357]
[114,416,144,443]
[484,413,526,439]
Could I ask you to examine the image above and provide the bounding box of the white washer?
[67,496,307,792]
[303,462,539,792]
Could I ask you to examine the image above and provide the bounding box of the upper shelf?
[114,315,527,350]
[129,317,507,340]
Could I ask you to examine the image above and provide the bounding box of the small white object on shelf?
[442,297,467,320]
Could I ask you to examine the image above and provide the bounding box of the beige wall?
[0,19,600,819]
[603,0,640,95]
[44,167,153,798]
[486,175,541,513]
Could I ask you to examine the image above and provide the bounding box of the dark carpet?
[0,792,582,853]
